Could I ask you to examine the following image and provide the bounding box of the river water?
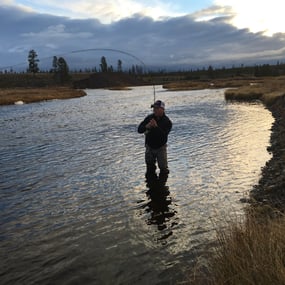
[0,86,273,284]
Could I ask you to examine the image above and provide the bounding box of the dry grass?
[163,78,262,91]
[225,76,285,105]
[108,86,132,91]
[163,81,214,91]
[225,86,264,101]
[0,87,86,105]
[211,211,285,285]
[188,209,285,285]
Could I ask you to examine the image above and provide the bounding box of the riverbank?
[163,77,263,91]
[225,76,285,210]
[191,77,285,284]
[209,89,285,284]
[0,87,86,105]
[251,95,285,209]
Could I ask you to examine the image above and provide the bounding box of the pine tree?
[52,56,58,73]
[52,57,70,84]
[117,59,122,72]
[28,49,39,74]
[100,56,108,72]
[57,57,70,84]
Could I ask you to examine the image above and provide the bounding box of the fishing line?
[69,48,156,103]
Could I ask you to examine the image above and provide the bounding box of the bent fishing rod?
[69,48,157,103]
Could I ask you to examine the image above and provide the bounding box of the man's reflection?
[144,176,176,238]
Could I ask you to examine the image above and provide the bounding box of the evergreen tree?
[117,59,122,72]
[52,56,58,73]
[57,57,70,84]
[52,57,70,84]
[28,49,39,74]
[207,65,214,79]
[100,56,108,72]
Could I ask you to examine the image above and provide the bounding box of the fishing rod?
[70,48,156,103]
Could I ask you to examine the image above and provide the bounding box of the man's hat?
[151,100,165,109]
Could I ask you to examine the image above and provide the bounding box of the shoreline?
[0,87,86,105]
[163,77,263,91]
[251,95,285,210]
[224,78,285,211]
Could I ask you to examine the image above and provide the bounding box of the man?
[138,100,172,187]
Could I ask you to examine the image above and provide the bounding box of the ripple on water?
[0,87,273,284]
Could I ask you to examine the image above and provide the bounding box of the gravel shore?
[251,95,285,211]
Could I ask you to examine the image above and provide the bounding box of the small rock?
[14,101,24,105]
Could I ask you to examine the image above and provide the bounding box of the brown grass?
[187,209,285,285]
[163,78,262,91]
[211,211,285,285]
[0,87,86,105]
[108,86,132,91]
[225,76,285,105]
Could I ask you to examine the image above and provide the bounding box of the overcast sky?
[1,0,285,71]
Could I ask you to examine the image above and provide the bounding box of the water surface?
[0,86,273,284]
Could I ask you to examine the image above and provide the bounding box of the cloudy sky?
[1,0,285,71]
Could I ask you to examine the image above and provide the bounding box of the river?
[0,86,273,284]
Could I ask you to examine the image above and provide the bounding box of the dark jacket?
[138,113,172,149]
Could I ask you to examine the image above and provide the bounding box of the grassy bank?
[188,212,285,285]
[207,211,285,285]
[163,77,263,91]
[0,87,86,105]
[224,76,285,105]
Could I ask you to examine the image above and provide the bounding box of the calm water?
[0,86,273,284]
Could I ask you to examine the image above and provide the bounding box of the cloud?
[0,5,284,71]
[3,0,285,36]
[192,5,233,22]
[214,0,285,35]
[4,0,182,23]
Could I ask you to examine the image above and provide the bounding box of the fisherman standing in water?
[138,100,172,187]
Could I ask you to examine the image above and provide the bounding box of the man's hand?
[146,119,157,129]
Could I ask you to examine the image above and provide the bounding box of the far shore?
[108,86,132,91]
[224,76,285,105]
[0,87,86,105]
[163,77,264,91]
[1,75,284,106]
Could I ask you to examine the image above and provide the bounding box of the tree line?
[25,49,143,81]
[2,49,285,80]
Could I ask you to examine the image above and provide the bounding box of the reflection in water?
[138,176,177,242]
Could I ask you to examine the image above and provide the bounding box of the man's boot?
[146,164,157,188]
[158,170,169,187]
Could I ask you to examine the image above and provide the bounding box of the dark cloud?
[0,5,284,71]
